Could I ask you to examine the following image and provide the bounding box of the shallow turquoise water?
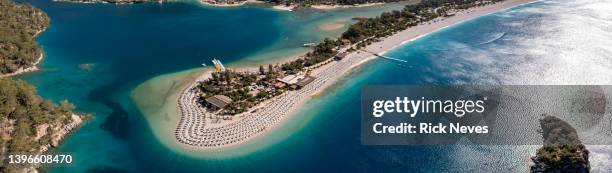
[15,0,612,172]
[13,0,410,172]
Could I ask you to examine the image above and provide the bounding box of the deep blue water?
[21,0,281,89]
[14,0,612,172]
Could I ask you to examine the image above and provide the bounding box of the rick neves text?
[372,123,489,134]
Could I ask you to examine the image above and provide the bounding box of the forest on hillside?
[0,0,80,172]
[0,78,77,172]
[0,0,49,75]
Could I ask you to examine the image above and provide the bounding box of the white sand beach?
[174,0,538,149]
[0,52,43,78]
[271,4,295,11]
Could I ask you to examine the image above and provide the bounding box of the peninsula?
[0,0,48,78]
[175,0,536,148]
[0,0,83,172]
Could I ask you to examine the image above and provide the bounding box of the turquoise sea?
[15,0,612,172]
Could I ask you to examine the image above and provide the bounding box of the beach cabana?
[335,52,348,60]
[206,95,233,110]
[296,76,316,88]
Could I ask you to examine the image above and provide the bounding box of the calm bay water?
[14,0,612,172]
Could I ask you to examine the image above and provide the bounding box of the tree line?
[263,0,402,6]
[282,0,498,72]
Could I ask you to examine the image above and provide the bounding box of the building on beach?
[278,74,302,85]
[205,95,233,110]
[335,52,348,60]
[277,74,316,89]
[296,76,316,88]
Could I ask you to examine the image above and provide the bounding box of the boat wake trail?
[378,55,409,63]
[362,50,410,64]
[477,32,507,45]
[423,32,508,51]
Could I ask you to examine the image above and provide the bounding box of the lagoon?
[16,0,410,171]
[16,0,612,172]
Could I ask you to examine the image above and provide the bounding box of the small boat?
[302,43,316,47]
[202,63,207,67]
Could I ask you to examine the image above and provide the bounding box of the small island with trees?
[530,115,590,173]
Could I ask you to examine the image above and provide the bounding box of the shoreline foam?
[271,4,295,11]
[172,0,538,151]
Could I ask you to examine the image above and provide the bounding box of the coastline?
[310,2,385,10]
[0,52,43,78]
[271,4,295,11]
[25,114,84,173]
[199,0,261,7]
[0,3,84,170]
[0,27,47,78]
[126,2,414,158]
[52,0,145,4]
[172,0,538,151]
[272,2,385,11]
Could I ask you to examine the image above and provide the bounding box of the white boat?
[302,43,316,47]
